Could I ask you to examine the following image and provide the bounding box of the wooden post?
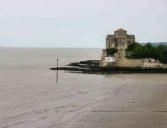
[57,59,59,69]
[56,58,59,82]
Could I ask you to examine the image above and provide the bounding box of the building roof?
[114,28,127,32]
[106,35,135,39]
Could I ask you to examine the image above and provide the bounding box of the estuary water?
[0,48,167,128]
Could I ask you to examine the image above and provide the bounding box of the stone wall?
[143,59,167,68]
[100,56,167,69]
[101,49,106,60]
[100,49,143,68]
[100,57,143,68]
[115,58,143,67]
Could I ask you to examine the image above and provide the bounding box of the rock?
[50,60,167,74]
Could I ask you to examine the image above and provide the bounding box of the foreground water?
[0,48,167,128]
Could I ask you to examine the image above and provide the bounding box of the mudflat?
[67,74,167,128]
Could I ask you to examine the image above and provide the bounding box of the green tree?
[157,44,167,63]
[125,42,167,64]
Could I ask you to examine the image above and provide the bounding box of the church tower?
[106,28,135,58]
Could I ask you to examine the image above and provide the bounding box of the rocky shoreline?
[50,60,167,74]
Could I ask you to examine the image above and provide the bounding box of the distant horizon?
[1,42,167,49]
[0,46,103,48]
[0,0,167,47]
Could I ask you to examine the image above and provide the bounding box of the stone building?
[106,28,135,58]
[100,28,167,68]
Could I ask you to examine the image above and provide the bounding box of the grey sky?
[0,0,167,48]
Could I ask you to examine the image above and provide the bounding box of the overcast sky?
[0,0,166,48]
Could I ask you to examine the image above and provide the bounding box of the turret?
[114,28,127,36]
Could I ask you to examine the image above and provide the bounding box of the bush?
[106,48,118,56]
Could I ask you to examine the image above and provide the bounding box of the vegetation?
[125,42,167,64]
[106,48,118,56]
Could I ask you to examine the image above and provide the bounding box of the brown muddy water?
[0,48,167,128]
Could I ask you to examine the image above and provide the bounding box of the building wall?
[113,38,135,58]
[114,31,127,36]
[106,36,135,58]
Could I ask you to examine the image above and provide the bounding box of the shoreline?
[50,60,167,74]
